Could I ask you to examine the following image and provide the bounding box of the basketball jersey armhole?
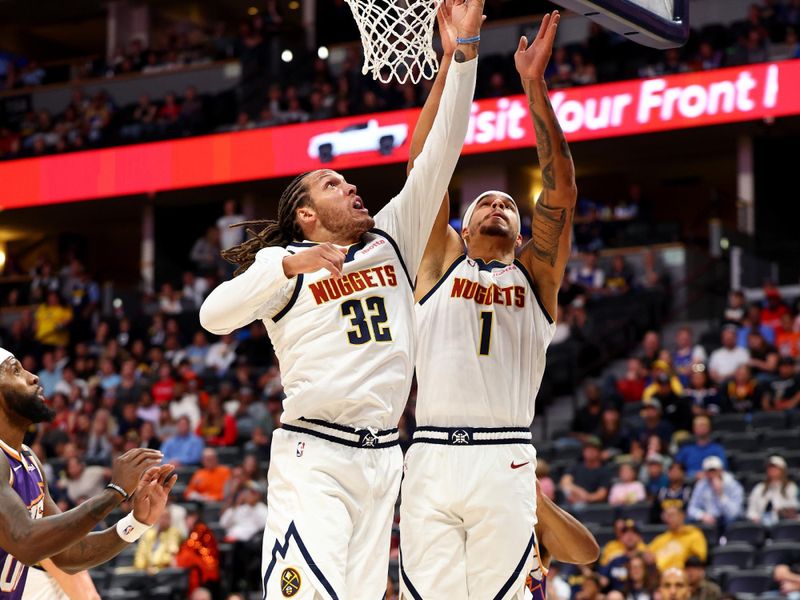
[272,273,304,323]
[370,228,413,287]
[417,254,467,305]
[513,260,554,325]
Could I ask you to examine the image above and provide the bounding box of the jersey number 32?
[341,297,393,344]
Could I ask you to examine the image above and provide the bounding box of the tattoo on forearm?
[542,161,555,190]
[532,112,552,161]
[454,42,479,63]
[60,529,128,570]
[532,195,567,267]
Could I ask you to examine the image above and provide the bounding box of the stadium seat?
[203,501,224,524]
[732,453,769,474]
[716,431,761,453]
[698,522,719,547]
[707,565,735,588]
[758,542,800,566]
[113,545,137,567]
[761,430,800,452]
[713,413,749,433]
[89,570,109,593]
[154,567,190,595]
[725,521,767,547]
[711,543,756,568]
[107,570,150,592]
[771,520,800,542]
[724,569,775,595]
[751,412,789,432]
[574,503,616,524]
[215,446,242,465]
[619,502,651,524]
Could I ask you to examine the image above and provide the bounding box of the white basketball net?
[344,0,445,84]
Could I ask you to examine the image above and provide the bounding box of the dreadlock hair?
[221,171,314,276]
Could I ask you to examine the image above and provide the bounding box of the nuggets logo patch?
[281,567,302,597]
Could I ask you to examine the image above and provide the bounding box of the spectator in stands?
[158,92,181,134]
[643,453,669,500]
[170,379,202,429]
[571,382,606,440]
[745,331,780,381]
[773,564,800,597]
[760,356,800,411]
[162,415,204,466]
[653,462,692,522]
[693,41,723,71]
[738,304,776,347]
[35,290,73,348]
[708,326,749,384]
[721,365,759,413]
[85,407,115,465]
[216,199,246,251]
[600,518,647,568]
[684,556,720,600]
[205,333,238,376]
[775,312,800,358]
[570,252,605,295]
[122,94,158,139]
[673,327,708,386]
[133,510,184,573]
[617,358,648,404]
[560,436,612,509]
[220,480,267,591]
[180,86,204,134]
[648,505,707,571]
[576,572,603,600]
[37,351,62,398]
[639,331,663,369]
[605,255,634,295]
[152,363,177,405]
[609,461,647,506]
[684,365,721,417]
[190,226,222,276]
[197,395,237,447]
[659,567,691,600]
[635,400,673,450]
[619,552,659,600]
[598,406,632,458]
[746,455,799,526]
[675,416,727,479]
[761,287,790,332]
[243,425,270,462]
[723,290,747,327]
[686,456,744,527]
[571,51,597,85]
[536,459,556,500]
[184,447,231,502]
[190,588,213,600]
[57,456,108,505]
[644,371,691,432]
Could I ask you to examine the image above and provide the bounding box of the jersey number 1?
[341,297,393,344]
[479,311,493,356]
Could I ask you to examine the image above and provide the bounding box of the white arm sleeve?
[373,58,477,281]
[199,246,294,334]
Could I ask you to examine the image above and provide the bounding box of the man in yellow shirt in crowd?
[35,291,73,348]
[648,505,707,571]
[134,511,185,573]
[599,518,647,566]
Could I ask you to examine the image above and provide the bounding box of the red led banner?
[1,60,799,210]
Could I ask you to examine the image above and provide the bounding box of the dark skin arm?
[535,484,600,566]
[0,457,123,567]
[45,460,177,575]
[516,12,578,319]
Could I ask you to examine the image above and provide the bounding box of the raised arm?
[373,0,483,281]
[516,12,578,320]
[535,484,600,566]
[407,5,470,298]
[0,448,161,568]
[49,464,177,574]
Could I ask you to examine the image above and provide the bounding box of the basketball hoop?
[344,0,444,84]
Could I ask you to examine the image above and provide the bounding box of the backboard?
[551,0,690,49]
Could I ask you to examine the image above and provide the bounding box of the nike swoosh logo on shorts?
[510,461,529,469]
[12,466,21,471]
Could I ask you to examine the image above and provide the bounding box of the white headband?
[0,348,13,366]
[461,190,519,232]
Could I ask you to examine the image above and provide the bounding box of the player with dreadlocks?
[199,2,484,597]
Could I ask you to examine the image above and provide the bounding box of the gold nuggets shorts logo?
[281,567,302,597]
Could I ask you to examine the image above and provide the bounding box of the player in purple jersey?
[0,347,176,599]
[527,483,600,599]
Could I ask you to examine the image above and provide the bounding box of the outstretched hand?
[450,0,486,38]
[436,2,458,56]
[132,465,177,526]
[515,11,560,81]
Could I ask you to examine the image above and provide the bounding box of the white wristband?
[115,512,152,543]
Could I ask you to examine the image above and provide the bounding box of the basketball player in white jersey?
[198,3,484,597]
[399,11,577,599]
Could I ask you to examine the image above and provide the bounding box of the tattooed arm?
[516,12,577,320]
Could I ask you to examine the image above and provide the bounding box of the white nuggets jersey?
[415,256,556,428]
[264,228,415,430]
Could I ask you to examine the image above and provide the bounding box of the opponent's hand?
[450,0,486,38]
[132,465,177,526]
[515,11,560,81]
[282,243,347,279]
[110,448,164,497]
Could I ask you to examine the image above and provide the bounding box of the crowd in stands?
[2,0,800,161]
